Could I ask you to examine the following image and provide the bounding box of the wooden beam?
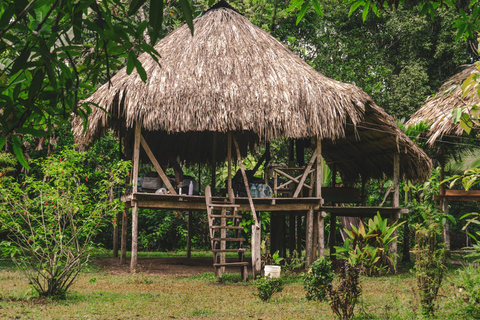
[329,213,336,261]
[296,215,302,258]
[289,214,296,256]
[130,122,141,271]
[293,153,317,198]
[140,135,176,195]
[315,138,324,259]
[113,211,120,258]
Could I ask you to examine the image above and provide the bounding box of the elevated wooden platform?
[433,190,480,202]
[122,193,324,211]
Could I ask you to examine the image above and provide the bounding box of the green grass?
[0,258,473,319]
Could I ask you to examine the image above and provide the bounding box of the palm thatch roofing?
[407,64,479,146]
[72,1,431,182]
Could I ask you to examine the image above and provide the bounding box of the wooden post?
[187,211,192,260]
[315,138,324,259]
[305,207,314,267]
[313,212,318,261]
[228,132,232,193]
[211,133,217,196]
[391,153,400,259]
[113,212,121,258]
[296,215,302,258]
[130,122,141,271]
[251,221,261,278]
[329,162,336,261]
[289,214,296,256]
[439,158,450,255]
[120,207,128,264]
[270,213,277,255]
[330,213,336,261]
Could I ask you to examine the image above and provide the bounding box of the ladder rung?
[214,262,249,267]
[212,238,245,242]
[209,203,240,208]
[210,215,242,219]
[211,226,243,230]
[212,249,246,253]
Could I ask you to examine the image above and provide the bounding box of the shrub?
[303,258,334,301]
[254,276,284,301]
[334,213,404,276]
[456,265,480,318]
[413,210,445,316]
[0,149,129,298]
[327,261,362,320]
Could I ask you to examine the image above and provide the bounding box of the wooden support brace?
[293,153,318,198]
[140,134,176,195]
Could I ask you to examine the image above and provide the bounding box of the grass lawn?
[0,252,471,319]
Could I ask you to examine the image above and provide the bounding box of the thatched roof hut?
[407,64,479,146]
[73,1,431,182]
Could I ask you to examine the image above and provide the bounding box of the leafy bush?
[254,276,284,302]
[0,149,129,298]
[413,209,445,316]
[327,261,362,320]
[334,213,404,276]
[303,258,334,301]
[456,265,480,318]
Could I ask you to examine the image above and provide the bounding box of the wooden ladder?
[205,185,248,281]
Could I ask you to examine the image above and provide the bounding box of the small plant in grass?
[253,276,284,301]
[413,208,446,317]
[456,265,480,318]
[0,149,130,298]
[327,261,362,320]
[302,258,334,301]
[283,250,305,276]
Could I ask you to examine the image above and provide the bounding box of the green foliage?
[413,210,446,316]
[0,0,195,166]
[0,149,130,298]
[0,151,17,176]
[327,261,362,320]
[334,213,404,276]
[253,276,284,302]
[456,265,480,318]
[302,258,334,301]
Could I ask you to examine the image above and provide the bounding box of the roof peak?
[203,1,238,15]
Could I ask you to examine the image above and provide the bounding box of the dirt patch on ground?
[95,257,252,276]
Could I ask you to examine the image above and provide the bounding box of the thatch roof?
[407,64,479,146]
[72,1,431,182]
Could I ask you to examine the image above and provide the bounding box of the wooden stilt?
[297,215,302,258]
[187,211,192,260]
[391,153,400,260]
[252,222,261,278]
[211,133,217,196]
[439,157,450,255]
[130,122,141,271]
[313,212,318,261]
[227,132,232,194]
[113,212,121,258]
[289,214,296,256]
[270,213,277,255]
[315,138,324,259]
[281,215,287,258]
[329,213,336,261]
[305,207,314,267]
[120,208,128,264]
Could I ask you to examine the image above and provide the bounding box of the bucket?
[264,265,281,278]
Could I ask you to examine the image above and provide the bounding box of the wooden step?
[210,214,243,219]
[212,238,246,242]
[212,248,246,253]
[209,203,240,208]
[210,226,243,230]
[214,262,249,267]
